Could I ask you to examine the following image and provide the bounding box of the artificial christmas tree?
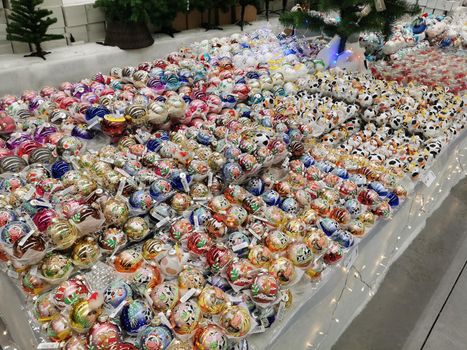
[6,0,64,60]
[280,0,419,55]
[192,0,236,31]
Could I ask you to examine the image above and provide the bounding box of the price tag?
[232,242,249,252]
[180,172,190,192]
[251,322,266,334]
[208,172,213,187]
[248,228,261,241]
[115,168,131,178]
[421,170,436,187]
[24,186,36,201]
[110,300,127,318]
[37,342,61,349]
[343,246,359,271]
[180,288,197,303]
[117,179,126,198]
[18,229,35,247]
[158,312,172,328]
[193,214,200,231]
[135,134,144,144]
[156,217,170,228]
[229,294,244,303]
[276,300,286,321]
[86,117,101,130]
[375,0,386,11]
[7,269,19,279]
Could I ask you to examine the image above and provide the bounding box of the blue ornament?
[139,325,173,350]
[103,279,133,310]
[368,182,388,196]
[129,190,153,212]
[319,218,339,237]
[334,230,354,248]
[182,95,192,104]
[386,192,400,207]
[246,71,260,79]
[85,105,110,121]
[245,178,264,196]
[222,162,243,183]
[170,171,192,191]
[261,189,281,206]
[51,160,71,179]
[196,131,213,146]
[300,154,315,167]
[227,231,250,258]
[189,207,212,226]
[71,124,95,140]
[332,167,349,179]
[149,179,172,202]
[120,300,152,336]
[222,94,237,108]
[146,139,163,152]
[411,17,427,34]
[1,221,31,247]
[315,160,334,173]
[280,197,299,214]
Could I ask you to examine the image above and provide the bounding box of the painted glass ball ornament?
[149,281,180,312]
[138,325,173,350]
[226,259,256,289]
[287,242,314,268]
[114,248,144,273]
[39,253,73,283]
[87,321,121,350]
[219,306,251,337]
[103,198,129,227]
[34,292,59,322]
[103,279,133,310]
[123,217,150,242]
[187,231,212,255]
[69,293,104,333]
[120,300,153,336]
[1,220,30,247]
[71,236,100,268]
[178,267,205,290]
[197,285,228,315]
[193,325,229,350]
[250,273,279,304]
[101,114,127,137]
[53,277,90,308]
[170,300,202,335]
[98,227,127,253]
[268,257,296,285]
[131,264,163,296]
[47,315,72,342]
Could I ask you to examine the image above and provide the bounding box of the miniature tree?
[280,0,419,54]
[6,0,63,60]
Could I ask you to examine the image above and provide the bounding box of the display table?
[0,129,465,350]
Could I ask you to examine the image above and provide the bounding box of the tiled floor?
[333,178,467,350]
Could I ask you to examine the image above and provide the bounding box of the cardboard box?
[187,9,202,29]
[235,5,257,23]
[63,5,86,27]
[86,21,105,42]
[172,12,187,32]
[45,6,64,29]
[42,38,67,49]
[85,4,104,23]
[218,7,232,26]
[42,0,63,6]
[65,24,88,42]
[0,39,12,54]
[11,41,31,54]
